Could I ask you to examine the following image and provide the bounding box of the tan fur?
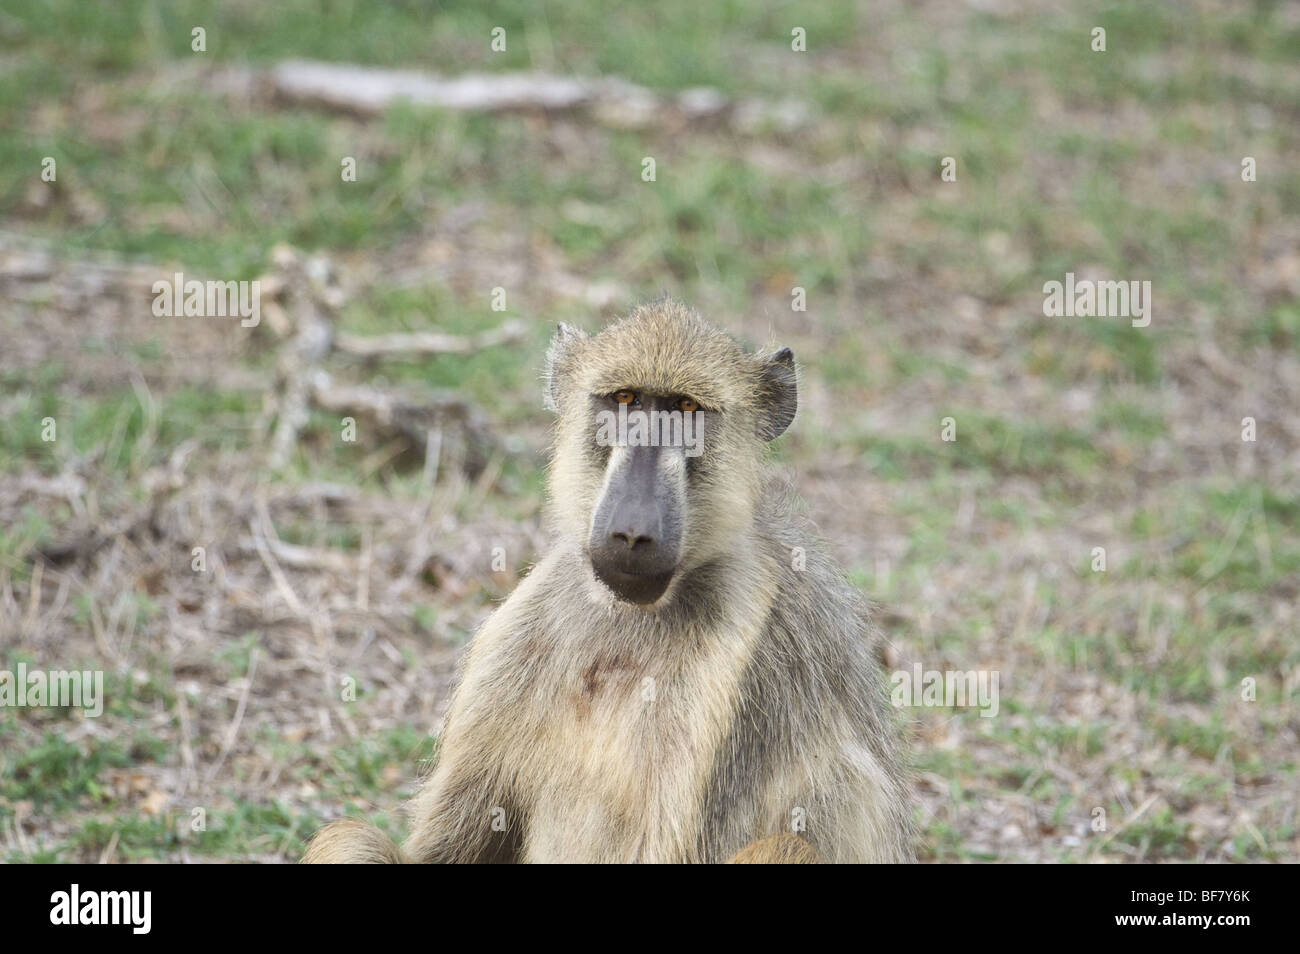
[727,833,824,864]
[304,300,914,864]
[302,818,408,864]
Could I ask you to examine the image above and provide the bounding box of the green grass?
[0,731,170,820]
[2,0,1296,864]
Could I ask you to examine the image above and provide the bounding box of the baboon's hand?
[301,818,407,864]
[727,834,824,864]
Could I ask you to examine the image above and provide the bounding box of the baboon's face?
[545,305,798,609]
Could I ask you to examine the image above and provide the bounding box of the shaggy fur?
[303,300,913,864]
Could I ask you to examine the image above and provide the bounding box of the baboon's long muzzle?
[588,442,684,606]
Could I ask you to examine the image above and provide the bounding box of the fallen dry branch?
[310,373,497,478]
[273,61,606,113]
[233,535,356,575]
[264,247,338,471]
[255,244,510,478]
[334,318,528,358]
[266,59,809,132]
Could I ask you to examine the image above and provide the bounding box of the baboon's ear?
[757,347,797,441]
[544,322,588,412]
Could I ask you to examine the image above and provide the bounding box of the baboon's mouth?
[590,562,675,606]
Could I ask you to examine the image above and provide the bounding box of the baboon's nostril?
[611,531,655,550]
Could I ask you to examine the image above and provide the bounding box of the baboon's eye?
[678,397,699,413]
[614,390,637,405]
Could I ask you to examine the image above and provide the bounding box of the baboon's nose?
[610,530,655,550]
[590,513,678,606]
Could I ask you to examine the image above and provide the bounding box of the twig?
[204,648,259,788]
[334,319,528,357]
[1091,794,1160,853]
[249,501,310,618]
[97,830,120,865]
[234,535,355,574]
[176,692,198,795]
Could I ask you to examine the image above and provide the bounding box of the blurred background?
[0,0,1296,862]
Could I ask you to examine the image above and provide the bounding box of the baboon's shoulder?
[757,497,874,622]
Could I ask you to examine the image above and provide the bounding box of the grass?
[1,0,1297,863]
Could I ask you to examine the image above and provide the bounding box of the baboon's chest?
[572,650,648,717]
[518,648,728,863]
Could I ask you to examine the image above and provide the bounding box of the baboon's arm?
[301,759,518,863]
[401,757,521,863]
[403,553,573,863]
[400,592,543,863]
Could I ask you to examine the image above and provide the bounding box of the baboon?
[304,300,913,864]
